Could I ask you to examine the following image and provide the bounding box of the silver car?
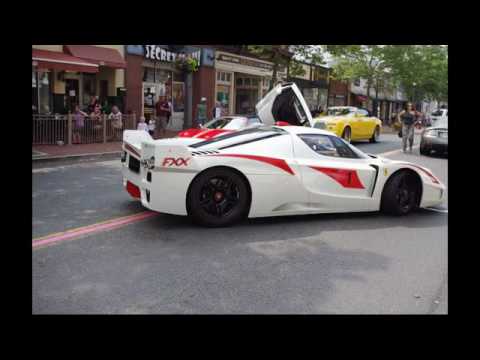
[420,126,448,156]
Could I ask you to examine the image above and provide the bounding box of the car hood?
[315,116,342,123]
[255,83,313,127]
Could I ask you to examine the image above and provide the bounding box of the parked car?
[313,106,382,143]
[420,126,448,156]
[429,109,448,128]
[177,82,313,140]
[177,115,262,140]
[121,84,445,227]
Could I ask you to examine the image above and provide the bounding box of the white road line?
[423,207,448,214]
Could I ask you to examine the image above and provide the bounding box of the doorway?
[65,79,79,112]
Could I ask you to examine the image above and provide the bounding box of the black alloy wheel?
[187,168,250,227]
[381,171,419,216]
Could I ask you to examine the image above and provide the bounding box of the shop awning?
[64,45,126,69]
[32,49,99,73]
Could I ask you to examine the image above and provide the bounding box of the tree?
[327,45,388,100]
[381,45,448,103]
[247,45,326,90]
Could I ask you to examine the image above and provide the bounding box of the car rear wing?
[123,130,153,158]
[141,140,200,172]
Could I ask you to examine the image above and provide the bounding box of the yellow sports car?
[313,106,382,143]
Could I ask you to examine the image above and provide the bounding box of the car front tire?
[381,171,420,216]
[187,167,250,227]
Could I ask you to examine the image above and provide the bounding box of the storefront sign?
[144,45,201,65]
[126,45,144,56]
[217,54,273,71]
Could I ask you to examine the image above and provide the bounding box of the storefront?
[32,45,126,114]
[290,63,330,112]
[125,45,201,129]
[214,51,285,116]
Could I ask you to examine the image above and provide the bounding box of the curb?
[32,151,122,163]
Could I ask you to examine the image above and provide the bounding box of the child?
[137,116,149,132]
[148,118,156,138]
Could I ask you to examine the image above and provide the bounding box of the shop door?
[65,79,79,112]
[99,80,108,104]
[143,82,159,121]
[171,82,185,130]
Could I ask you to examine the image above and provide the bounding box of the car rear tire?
[381,171,420,216]
[187,167,250,227]
[369,126,380,143]
[342,127,352,143]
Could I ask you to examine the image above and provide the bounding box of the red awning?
[64,45,126,69]
[32,49,99,73]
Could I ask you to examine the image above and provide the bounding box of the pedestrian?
[212,101,222,120]
[90,103,103,141]
[137,116,149,132]
[196,97,207,127]
[166,96,172,125]
[155,96,169,137]
[101,99,111,115]
[109,105,123,141]
[397,102,420,153]
[148,117,156,138]
[87,96,99,114]
[72,104,87,144]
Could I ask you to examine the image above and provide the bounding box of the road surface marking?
[32,211,157,249]
[423,207,448,214]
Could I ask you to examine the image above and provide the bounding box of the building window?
[32,68,38,113]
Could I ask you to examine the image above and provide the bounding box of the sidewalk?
[33,130,179,161]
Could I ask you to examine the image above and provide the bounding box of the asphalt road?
[32,133,448,314]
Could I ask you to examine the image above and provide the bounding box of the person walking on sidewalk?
[398,102,420,153]
[196,97,207,127]
[72,104,87,144]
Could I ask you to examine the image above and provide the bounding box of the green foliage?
[328,45,448,102]
[175,56,199,73]
[247,45,326,89]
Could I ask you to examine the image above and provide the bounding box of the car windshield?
[327,108,353,116]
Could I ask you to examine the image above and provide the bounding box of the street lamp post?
[412,82,417,107]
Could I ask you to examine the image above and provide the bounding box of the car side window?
[356,109,368,117]
[299,134,359,159]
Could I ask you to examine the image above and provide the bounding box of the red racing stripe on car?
[194,129,231,139]
[208,154,295,175]
[124,143,141,158]
[397,163,440,184]
[309,166,365,189]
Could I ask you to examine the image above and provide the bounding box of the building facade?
[328,79,349,107]
[32,45,126,114]
[289,62,330,112]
